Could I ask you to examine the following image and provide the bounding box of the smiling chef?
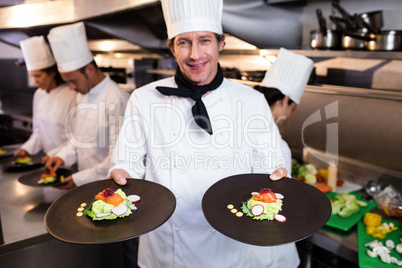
[108,0,299,267]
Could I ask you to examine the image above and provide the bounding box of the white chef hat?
[161,0,223,39]
[261,48,314,105]
[47,22,93,73]
[20,36,56,71]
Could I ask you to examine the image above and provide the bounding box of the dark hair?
[167,33,225,49]
[78,59,98,76]
[42,64,64,86]
[254,85,294,107]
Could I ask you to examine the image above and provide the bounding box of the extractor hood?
[0,0,305,56]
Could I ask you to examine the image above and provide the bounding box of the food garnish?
[241,188,286,222]
[38,170,57,184]
[84,188,140,221]
[15,156,31,164]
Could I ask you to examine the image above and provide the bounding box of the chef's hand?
[14,148,28,157]
[108,169,130,185]
[54,175,76,190]
[269,168,288,181]
[45,156,64,172]
[41,155,49,165]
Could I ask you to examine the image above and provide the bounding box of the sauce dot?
[236,212,243,217]
[230,208,237,213]
[76,212,83,217]
[80,203,87,207]
[227,204,234,209]
[77,207,84,212]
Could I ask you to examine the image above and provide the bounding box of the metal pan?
[310,29,342,50]
[367,30,402,51]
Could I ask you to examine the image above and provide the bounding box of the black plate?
[0,149,13,160]
[202,173,332,246]
[2,154,44,172]
[45,178,176,244]
[18,168,73,187]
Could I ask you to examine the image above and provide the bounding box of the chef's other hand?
[45,156,64,172]
[54,175,76,190]
[14,148,28,157]
[108,169,130,185]
[269,168,288,181]
[41,155,49,165]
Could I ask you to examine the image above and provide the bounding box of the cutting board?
[325,192,377,231]
[358,219,402,268]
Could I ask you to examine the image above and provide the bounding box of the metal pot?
[310,29,342,49]
[342,35,367,50]
[357,10,383,34]
[367,30,402,51]
[342,30,369,50]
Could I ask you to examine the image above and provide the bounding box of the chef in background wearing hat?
[254,48,314,177]
[14,36,76,163]
[108,0,298,267]
[45,22,129,190]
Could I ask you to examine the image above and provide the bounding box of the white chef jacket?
[21,84,76,156]
[281,138,292,178]
[56,75,129,187]
[111,77,300,268]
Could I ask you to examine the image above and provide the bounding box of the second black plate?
[202,173,332,246]
[18,168,73,187]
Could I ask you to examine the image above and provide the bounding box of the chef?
[108,0,298,267]
[14,36,76,163]
[254,48,314,176]
[45,22,129,190]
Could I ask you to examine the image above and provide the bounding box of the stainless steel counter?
[0,146,67,254]
[0,146,126,267]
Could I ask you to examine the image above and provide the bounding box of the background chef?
[108,0,298,267]
[254,48,314,176]
[14,36,76,164]
[45,22,129,190]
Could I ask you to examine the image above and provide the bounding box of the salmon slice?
[95,189,124,206]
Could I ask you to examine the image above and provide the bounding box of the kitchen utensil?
[325,192,377,231]
[365,180,381,197]
[367,30,402,51]
[342,30,369,50]
[202,173,331,246]
[316,8,327,34]
[45,178,176,244]
[331,1,356,32]
[310,29,342,50]
[18,167,73,187]
[357,220,402,268]
[357,10,383,34]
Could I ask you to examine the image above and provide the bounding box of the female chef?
[14,36,76,163]
[254,48,314,176]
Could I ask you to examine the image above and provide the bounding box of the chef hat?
[161,0,223,39]
[47,22,93,73]
[261,48,314,104]
[20,36,56,71]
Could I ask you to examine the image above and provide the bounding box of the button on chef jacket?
[21,83,76,156]
[111,77,300,268]
[56,75,129,186]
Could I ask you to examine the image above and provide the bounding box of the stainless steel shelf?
[260,49,402,60]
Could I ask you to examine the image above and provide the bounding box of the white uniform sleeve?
[251,96,288,175]
[109,92,147,179]
[21,89,43,155]
[72,92,128,186]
